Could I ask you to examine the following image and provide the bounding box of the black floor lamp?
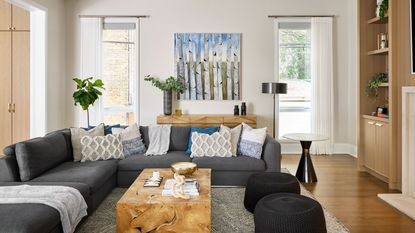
[262,82,287,138]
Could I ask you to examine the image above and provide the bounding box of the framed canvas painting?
[174,33,241,100]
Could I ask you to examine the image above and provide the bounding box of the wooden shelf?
[367,14,388,24]
[367,48,389,55]
[362,114,389,123]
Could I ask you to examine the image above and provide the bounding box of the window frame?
[274,18,311,140]
[100,18,140,125]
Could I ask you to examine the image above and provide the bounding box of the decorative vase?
[163,90,172,115]
[241,102,247,116]
[234,105,240,116]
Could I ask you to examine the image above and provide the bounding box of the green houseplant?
[73,77,105,126]
[365,73,388,97]
[144,75,186,115]
[377,0,389,20]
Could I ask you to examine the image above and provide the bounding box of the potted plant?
[365,73,388,97]
[73,77,105,127]
[144,75,186,115]
[376,0,388,20]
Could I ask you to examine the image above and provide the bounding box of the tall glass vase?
[163,90,172,115]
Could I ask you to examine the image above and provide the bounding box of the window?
[277,21,312,138]
[101,21,138,125]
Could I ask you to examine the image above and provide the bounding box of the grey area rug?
[76,178,349,233]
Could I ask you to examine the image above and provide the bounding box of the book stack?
[162,179,200,197]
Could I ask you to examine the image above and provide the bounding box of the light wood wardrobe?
[0,1,30,151]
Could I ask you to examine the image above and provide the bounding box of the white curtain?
[310,17,334,154]
[79,18,103,127]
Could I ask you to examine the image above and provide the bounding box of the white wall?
[63,0,357,151]
[28,0,67,132]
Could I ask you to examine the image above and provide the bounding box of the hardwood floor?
[282,154,415,233]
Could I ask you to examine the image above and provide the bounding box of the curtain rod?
[79,15,150,18]
[268,15,335,18]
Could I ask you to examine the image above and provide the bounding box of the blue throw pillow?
[83,124,121,135]
[186,126,219,155]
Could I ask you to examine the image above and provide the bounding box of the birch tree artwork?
[174,33,241,100]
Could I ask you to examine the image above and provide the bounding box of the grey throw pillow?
[238,123,267,159]
[15,133,68,181]
[70,123,105,162]
[112,123,146,157]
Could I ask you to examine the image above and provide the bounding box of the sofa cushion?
[192,156,266,171]
[140,126,150,149]
[70,123,105,162]
[31,160,118,193]
[186,126,219,154]
[118,151,191,171]
[15,133,69,181]
[0,203,62,233]
[169,126,191,151]
[45,128,73,161]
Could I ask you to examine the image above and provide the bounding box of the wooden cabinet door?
[363,119,376,170]
[375,122,389,177]
[12,31,30,144]
[0,1,12,30]
[0,32,12,150]
[12,5,30,31]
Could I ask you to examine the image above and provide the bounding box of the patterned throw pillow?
[80,134,123,162]
[112,123,146,157]
[186,126,219,155]
[70,123,105,162]
[238,123,267,159]
[190,128,232,158]
[220,124,242,157]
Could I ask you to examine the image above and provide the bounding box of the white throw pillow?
[190,129,232,158]
[70,123,105,162]
[80,134,123,162]
[238,123,267,159]
[112,123,146,157]
[220,124,242,157]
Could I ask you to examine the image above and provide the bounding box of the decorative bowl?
[171,162,197,175]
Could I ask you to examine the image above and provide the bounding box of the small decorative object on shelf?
[234,105,240,116]
[241,102,247,116]
[376,107,389,118]
[377,33,388,49]
[144,75,187,116]
[175,109,183,116]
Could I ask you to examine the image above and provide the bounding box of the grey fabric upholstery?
[32,160,118,193]
[90,174,117,211]
[262,135,281,172]
[118,151,191,171]
[0,181,92,211]
[192,156,266,171]
[117,170,141,187]
[169,126,191,151]
[139,126,150,148]
[0,155,20,181]
[15,133,69,181]
[45,128,73,161]
[3,145,15,156]
[0,203,62,233]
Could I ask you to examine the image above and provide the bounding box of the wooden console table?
[157,114,257,128]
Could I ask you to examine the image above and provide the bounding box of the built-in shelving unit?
[358,0,398,189]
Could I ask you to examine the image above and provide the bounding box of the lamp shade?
[262,82,287,94]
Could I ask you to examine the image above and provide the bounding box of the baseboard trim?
[281,142,357,157]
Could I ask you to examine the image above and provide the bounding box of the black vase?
[163,90,172,115]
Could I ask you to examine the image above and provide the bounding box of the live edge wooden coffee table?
[116,168,211,233]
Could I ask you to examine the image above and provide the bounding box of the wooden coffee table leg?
[295,140,318,183]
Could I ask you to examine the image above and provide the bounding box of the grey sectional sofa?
[0,126,281,233]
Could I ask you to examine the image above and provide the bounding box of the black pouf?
[244,172,300,213]
[254,193,327,233]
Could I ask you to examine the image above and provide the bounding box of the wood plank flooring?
[282,154,415,233]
